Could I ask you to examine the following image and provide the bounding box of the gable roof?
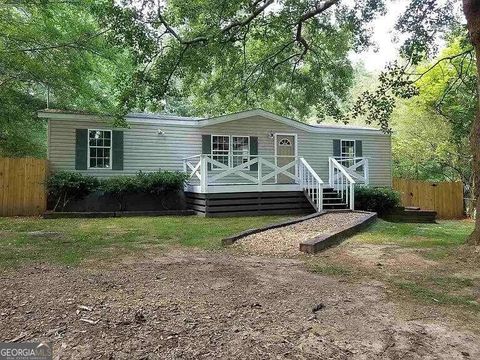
[199,109,383,134]
[38,108,385,135]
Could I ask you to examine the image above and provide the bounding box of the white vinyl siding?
[48,115,392,187]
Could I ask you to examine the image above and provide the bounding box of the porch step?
[322,188,348,210]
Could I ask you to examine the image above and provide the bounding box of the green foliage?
[99,170,188,210]
[47,171,100,211]
[414,35,476,145]
[136,170,189,195]
[354,186,400,215]
[100,170,188,195]
[47,170,189,212]
[97,0,387,120]
[390,35,474,186]
[99,175,140,195]
[0,1,131,157]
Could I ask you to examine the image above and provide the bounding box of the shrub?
[100,170,188,210]
[99,175,141,211]
[47,171,99,211]
[354,185,400,215]
[136,170,189,195]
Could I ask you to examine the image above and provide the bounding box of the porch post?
[200,154,208,193]
[257,157,263,190]
[328,157,333,188]
[364,158,369,186]
[349,183,355,210]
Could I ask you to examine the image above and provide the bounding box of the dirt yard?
[1,249,479,360]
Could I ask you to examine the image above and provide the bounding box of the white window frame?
[340,139,356,159]
[87,129,112,169]
[210,135,250,170]
[231,135,250,170]
[211,134,230,170]
[340,139,356,168]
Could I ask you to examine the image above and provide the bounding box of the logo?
[0,343,52,360]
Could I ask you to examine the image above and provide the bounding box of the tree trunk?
[463,0,480,245]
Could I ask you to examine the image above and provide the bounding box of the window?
[279,138,292,146]
[340,139,355,167]
[88,130,111,168]
[232,136,250,167]
[211,135,250,169]
[211,135,230,168]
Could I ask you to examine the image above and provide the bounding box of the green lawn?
[0,215,287,268]
[308,219,479,311]
[354,220,474,249]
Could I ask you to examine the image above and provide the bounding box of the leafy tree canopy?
[0,0,130,157]
[97,0,388,120]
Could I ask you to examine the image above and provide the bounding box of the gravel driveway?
[233,211,371,257]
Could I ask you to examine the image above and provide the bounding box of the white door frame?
[274,133,298,184]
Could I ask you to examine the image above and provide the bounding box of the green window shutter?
[112,130,124,170]
[202,134,212,171]
[355,140,363,157]
[75,129,88,170]
[355,140,363,171]
[250,136,258,171]
[333,139,341,158]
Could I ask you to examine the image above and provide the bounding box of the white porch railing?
[328,157,356,210]
[183,154,324,212]
[331,157,369,185]
[299,158,323,211]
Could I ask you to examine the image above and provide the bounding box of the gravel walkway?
[233,211,370,257]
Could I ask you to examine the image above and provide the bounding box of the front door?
[276,135,296,184]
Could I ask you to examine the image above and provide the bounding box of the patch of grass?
[352,219,474,249]
[0,215,288,268]
[429,275,474,290]
[305,219,479,318]
[392,280,479,309]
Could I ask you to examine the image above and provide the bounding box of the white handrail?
[300,158,323,184]
[332,157,369,185]
[299,157,324,212]
[329,157,355,210]
[330,158,356,184]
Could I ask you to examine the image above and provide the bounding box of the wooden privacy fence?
[392,178,464,219]
[0,157,48,216]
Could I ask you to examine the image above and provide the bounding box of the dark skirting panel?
[185,191,315,217]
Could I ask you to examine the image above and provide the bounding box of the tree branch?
[222,0,274,33]
[297,0,340,23]
[408,48,474,82]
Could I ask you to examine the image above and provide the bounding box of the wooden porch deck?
[183,154,369,216]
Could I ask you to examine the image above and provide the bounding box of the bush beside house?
[47,171,189,212]
[354,186,401,215]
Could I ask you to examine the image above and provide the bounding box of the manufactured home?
[38,109,392,216]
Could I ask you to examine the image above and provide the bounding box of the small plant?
[354,185,400,215]
[47,171,99,211]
